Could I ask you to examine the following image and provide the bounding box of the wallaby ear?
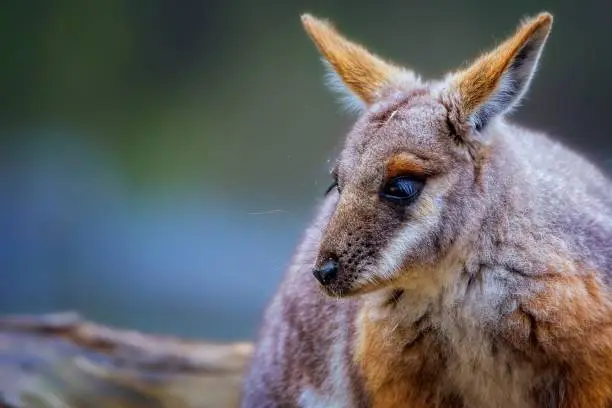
[301,14,417,111]
[452,12,553,131]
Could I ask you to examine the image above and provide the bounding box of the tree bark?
[0,312,253,408]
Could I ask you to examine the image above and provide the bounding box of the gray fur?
[242,13,612,408]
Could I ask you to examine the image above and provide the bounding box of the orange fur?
[502,266,612,407]
[386,152,429,178]
[354,307,445,408]
[301,14,404,104]
[537,272,612,408]
[454,13,552,115]
[355,265,612,408]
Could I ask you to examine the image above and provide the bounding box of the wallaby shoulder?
[491,121,612,276]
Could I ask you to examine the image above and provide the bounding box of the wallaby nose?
[313,258,339,286]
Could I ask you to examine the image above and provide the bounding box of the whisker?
[248,209,287,215]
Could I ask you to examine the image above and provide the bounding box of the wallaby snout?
[312,258,339,286]
[314,194,390,296]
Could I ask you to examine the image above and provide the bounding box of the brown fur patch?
[383,289,404,307]
[386,152,430,178]
[354,308,452,408]
[301,14,404,104]
[454,13,552,115]
[503,267,612,407]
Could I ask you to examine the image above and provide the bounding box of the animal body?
[242,11,612,408]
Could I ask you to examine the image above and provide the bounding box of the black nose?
[313,259,339,285]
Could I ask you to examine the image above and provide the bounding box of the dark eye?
[380,176,424,205]
[325,180,339,195]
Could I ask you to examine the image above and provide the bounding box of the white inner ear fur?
[322,59,367,114]
[322,59,422,115]
[469,33,549,131]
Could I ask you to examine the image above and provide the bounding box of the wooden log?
[0,312,253,407]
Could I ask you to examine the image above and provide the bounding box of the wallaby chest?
[353,292,540,408]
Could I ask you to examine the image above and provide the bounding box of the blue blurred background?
[1,1,611,341]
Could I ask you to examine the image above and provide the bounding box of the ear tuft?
[453,12,553,131]
[301,13,417,108]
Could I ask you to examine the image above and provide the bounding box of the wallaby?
[242,11,612,408]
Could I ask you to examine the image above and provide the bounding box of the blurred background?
[1,0,610,341]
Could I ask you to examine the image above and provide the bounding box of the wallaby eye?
[325,180,339,195]
[380,176,424,205]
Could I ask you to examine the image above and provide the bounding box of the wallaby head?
[303,13,553,297]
